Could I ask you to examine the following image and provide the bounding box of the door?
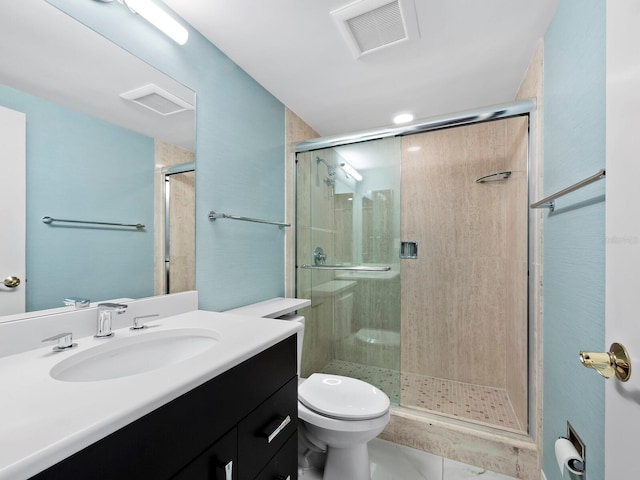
[0,105,26,315]
[164,168,195,294]
[605,1,640,477]
[295,138,402,399]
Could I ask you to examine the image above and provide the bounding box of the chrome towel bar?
[42,216,145,230]
[530,169,605,212]
[300,265,391,272]
[208,211,290,228]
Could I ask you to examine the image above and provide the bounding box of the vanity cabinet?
[30,335,298,480]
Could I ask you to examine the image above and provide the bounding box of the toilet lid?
[298,373,390,420]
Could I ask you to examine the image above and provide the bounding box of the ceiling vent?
[120,84,194,116]
[331,0,420,58]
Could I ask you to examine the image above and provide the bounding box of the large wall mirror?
[0,1,196,317]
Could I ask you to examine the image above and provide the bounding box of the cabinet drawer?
[238,377,298,480]
[254,432,297,480]
[171,428,237,480]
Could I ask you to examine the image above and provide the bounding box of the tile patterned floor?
[400,373,523,432]
[320,360,522,433]
[299,438,519,480]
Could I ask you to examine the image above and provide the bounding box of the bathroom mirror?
[0,1,196,317]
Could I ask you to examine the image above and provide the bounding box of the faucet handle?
[64,297,90,309]
[131,314,160,330]
[42,332,77,352]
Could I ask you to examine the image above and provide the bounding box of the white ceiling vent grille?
[120,84,194,116]
[331,0,420,58]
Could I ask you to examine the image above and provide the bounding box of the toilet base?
[323,443,370,480]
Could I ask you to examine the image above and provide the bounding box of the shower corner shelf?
[475,171,512,183]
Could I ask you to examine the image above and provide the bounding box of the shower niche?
[296,114,530,435]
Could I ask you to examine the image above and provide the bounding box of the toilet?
[297,372,390,479]
[225,299,391,480]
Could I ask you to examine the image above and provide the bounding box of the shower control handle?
[313,246,327,265]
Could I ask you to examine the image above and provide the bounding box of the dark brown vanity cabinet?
[31,335,298,480]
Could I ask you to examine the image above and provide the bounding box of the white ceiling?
[163,0,559,137]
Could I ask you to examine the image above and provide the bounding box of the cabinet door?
[171,428,237,480]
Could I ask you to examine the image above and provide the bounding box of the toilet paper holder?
[579,342,631,382]
[563,422,585,476]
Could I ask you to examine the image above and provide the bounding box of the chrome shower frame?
[293,98,537,436]
[296,99,534,152]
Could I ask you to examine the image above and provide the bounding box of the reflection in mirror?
[362,190,394,264]
[0,1,195,317]
[332,140,401,269]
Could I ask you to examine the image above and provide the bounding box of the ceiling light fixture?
[340,162,363,182]
[95,0,189,45]
[393,112,414,124]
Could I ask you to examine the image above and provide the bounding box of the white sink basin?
[50,328,219,382]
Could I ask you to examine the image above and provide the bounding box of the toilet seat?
[298,400,390,433]
[298,373,390,420]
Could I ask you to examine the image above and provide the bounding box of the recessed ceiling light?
[407,146,422,152]
[393,113,414,124]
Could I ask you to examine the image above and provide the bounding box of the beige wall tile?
[401,119,527,395]
[384,408,538,480]
[285,108,319,297]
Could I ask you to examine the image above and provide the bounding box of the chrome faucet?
[95,303,127,338]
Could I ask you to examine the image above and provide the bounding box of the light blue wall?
[48,0,286,311]
[542,1,605,478]
[0,84,155,311]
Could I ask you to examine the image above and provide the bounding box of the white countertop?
[224,297,310,318]
[0,310,300,480]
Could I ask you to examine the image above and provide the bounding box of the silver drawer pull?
[224,460,232,480]
[263,415,291,444]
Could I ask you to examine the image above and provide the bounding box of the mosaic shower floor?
[320,360,522,433]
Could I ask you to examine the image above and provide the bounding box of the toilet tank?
[224,297,310,375]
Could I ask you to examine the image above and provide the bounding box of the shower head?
[317,156,336,176]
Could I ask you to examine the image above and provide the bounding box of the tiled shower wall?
[400,117,529,431]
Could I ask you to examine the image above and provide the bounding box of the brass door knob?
[579,342,631,382]
[3,276,20,288]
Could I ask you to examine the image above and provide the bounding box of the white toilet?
[225,299,391,480]
[297,372,390,479]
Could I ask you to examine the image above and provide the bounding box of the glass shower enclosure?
[295,114,529,434]
[296,137,402,402]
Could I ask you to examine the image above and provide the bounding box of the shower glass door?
[295,114,530,434]
[295,137,402,403]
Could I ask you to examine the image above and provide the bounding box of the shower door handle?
[299,265,391,271]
